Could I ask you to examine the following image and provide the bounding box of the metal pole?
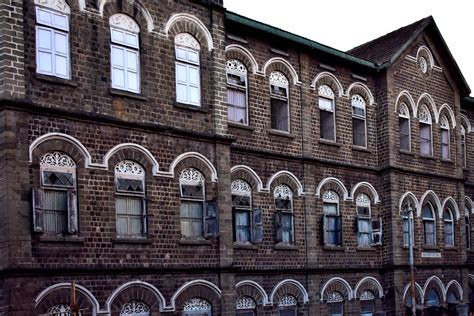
[407,204,416,316]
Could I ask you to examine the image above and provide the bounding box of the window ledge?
[234,242,258,250]
[112,237,153,245]
[109,88,147,101]
[443,246,458,251]
[400,150,415,156]
[323,245,345,251]
[402,246,419,250]
[228,122,255,131]
[179,238,212,246]
[268,129,294,138]
[174,102,209,113]
[422,245,439,250]
[352,145,371,153]
[274,242,298,251]
[420,154,436,160]
[318,139,340,147]
[37,235,84,243]
[356,246,377,252]
[441,159,454,164]
[35,73,78,87]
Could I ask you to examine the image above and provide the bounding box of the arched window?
[440,115,450,160]
[274,184,294,244]
[269,71,290,132]
[182,298,212,316]
[327,291,344,316]
[232,179,252,243]
[278,295,297,316]
[319,85,336,141]
[323,190,342,246]
[360,290,376,316]
[418,105,433,156]
[399,103,411,151]
[109,14,140,93]
[357,194,371,246]
[423,202,436,246]
[120,300,150,316]
[35,0,70,79]
[115,160,147,238]
[425,288,440,307]
[34,152,77,235]
[47,304,72,316]
[352,94,367,147]
[236,296,256,316]
[179,168,205,238]
[175,33,201,106]
[402,200,415,247]
[444,208,454,247]
[461,125,467,167]
[226,59,248,124]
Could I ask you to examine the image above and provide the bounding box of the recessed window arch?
[327,291,344,316]
[360,290,376,316]
[278,294,297,316]
[352,94,367,147]
[440,115,450,160]
[175,33,201,106]
[120,300,150,316]
[399,102,411,151]
[114,160,147,238]
[323,190,342,246]
[444,208,454,247]
[356,194,371,246]
[226,59,248,125]
[422,202,436,246]
[319,85,336,141]
[35,1,71,79]
[461,125,467,167]
[236,296,256,316]
[179,168,205,238]
[269,71,290,132]
[274,184,294,244]
[182,297,212,316]
[418,105,433,156]
[109,14,141,93]
[232,179,262,243]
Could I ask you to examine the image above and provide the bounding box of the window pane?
[55,55,68,77]
[353,118,366,147]
[329,303,343,316]
[44,190,67,234]
[271,99,288,131]
[52,13,68,31]
[176,47,187,60]
[188,50,199,64]
[189,86,199,104]
[38,28,52,50]
[116,196,142,215]
[189,66,200,85]
[176,64,187,82]
[112,47,125,67]
[399,117,410,150]
[54,32,67,54]
[323,203,338,215]
[235,210,250,242]
[319,98,333,111]
[38,51,53,73]
[420,124,432,155]
[124,32,138,48]
[113,68,125,88]
[127,71,138,91]
[126,50,138,71]
[37,9,52,25]
[111,29,125,44]
[177,83,187,102]
[321,110,335,140]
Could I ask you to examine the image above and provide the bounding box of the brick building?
[0,0,473,315]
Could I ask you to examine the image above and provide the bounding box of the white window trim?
[399,103,412,152]
[351,94,367,148]
[419,105,433,157]
[226,59,249,125]
[274,184,294,244]
[175,33,201,106]
[318,85,336,142]
[269,71,290,133]
[440,116,450,160]
[356,194,371,246]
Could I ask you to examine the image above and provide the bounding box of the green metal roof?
[225,11,377,69]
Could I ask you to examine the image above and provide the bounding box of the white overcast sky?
[224,0,474,97]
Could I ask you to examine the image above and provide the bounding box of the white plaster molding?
[418,190,442,218]
[262,57,301,85]
[166,152,218,182]
[225,44,259,74]
[354,277,384,299]
[98,0,154,33]
[465,196,474,213]
[105,280,166,313]
[315,177,349,200]
[399,192,419,216]
[461,114,472,133]
[266,170,305,196]
[416,46,435,71]
[445,280,463,302]
[436,104,456,128]
[442,197,461,220]
[230,165,265,192]
[402,282,424,305]
[395,90,417,117]
[415,93,436,118]
[169,280,221,311]
[163,13,213,51]
[235,280,270,305]
[35,0,70,14]
[103,143,159,175]
[350,182,380,204]
[346,82,375,106]
[423,276,446,303]
[320,277,353,301]
[310,71,344,97]
[269,279,309,305]
[109,13,140,33]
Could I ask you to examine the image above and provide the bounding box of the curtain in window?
[227,89,247,124]
[180,201,203,237]
[420,123,432,155]
[441,129,449,159]
[358,218,371,246]
[399,117,410,150]
[44,190,68,234]
[116,196,143,237]
[235,210,250,242]
[320,110,335,141]
[271,99,289,131]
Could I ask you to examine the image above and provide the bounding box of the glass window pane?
[38,28,52,50]
[321,110,335,140]
[324,203,338,215]
[126,50,138,71]
[176,47,187,60]
[319,98,333,111]
[189,66,200,85]
[111,29,124,44]
[52,13,68,30]
[112,47,125,67]
[271,99,288,131]
[177,83,187,102]
[54,32,67,54]
[44,190,67,234]
[37,9,52,26]
[55,55,68,77]
[189,86,199,104]
[353,118,366,147]
[127,71,138,91]
[124,32,138,48]
[188,50,199,64]
[113,68,125,88]
[176,64,187,82]
[38,51,53,73]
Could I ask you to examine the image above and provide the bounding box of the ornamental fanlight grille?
[175,33,200,50]
[40,152,76,168]
[47,304,72,316]
[440,115,449,129]
[323,190,339,202]
[351,94,366,109]
[356,194,371,205]
[236,296,256,310]
[274,184,293,199]
[120,300,150,315]
[35,0,71,14]
[278,295,297,307]
[419,56,428,74]
[360,290,375,301]
[399,103,410,117]
[231,179,252,195]
[182,298,211,311]
[318,85,335,99]
[269,71,289,87]
[418,105,431,124]
[226,59,247,75]
[179,168,205,185]
[109,13,140,33]
[327,291,344,303]
[115,160,145,176]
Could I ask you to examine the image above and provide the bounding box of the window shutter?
[371,217,382,246]
[67,189,78,234]
[204,200,219,237]
[275,211,283,243]
[141,197,147,236]
[336,216,343,246]
[251,208,263,243]
[32,187,45,232]
[321,214,327,245]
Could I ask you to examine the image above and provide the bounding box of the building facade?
[0,0,473,315]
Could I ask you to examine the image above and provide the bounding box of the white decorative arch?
[423,276,446,303]
[266,170,305,196]
[98,0,155,33]
[310,72,344,97]
[103,143,160,175]
[105,280,166,313]
[399,192,419,215]
[354,277,384,299]
[168,152,218,182]
[445,280,463,302]
[269,279,309,305]
[230,165,264,192]
[442,197,461,220]
[351,182,380,204]
[225,44,259,74]
[163,13,213,51]
[415,93,437,118]
[320,277,353,301]
[416,46,435,70]
[418,190,442,218]
[346,82,375,106]
[402,282,424,305]
[465,196,474,213]
[34,0,71,14]
[436,104,456,127]
[235,280,270,305]
[34,282,100,314]
[29,132,93,167]
[169,280,221,310]
[262,57,300,85]
[461,114,472,133]
[395,90,417,116]
[315,177,349,200]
